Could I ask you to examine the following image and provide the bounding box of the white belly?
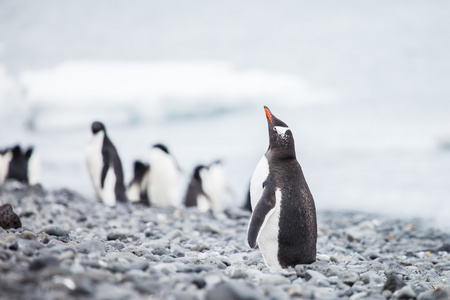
[102,165,117,207]
[0,151,12,184]
[202,163,226,213]
[250,155,269,210]
[196,194,210,213]
[85,131,104,200]
[257,188,282,272]
[126,182,141,202]
[27,151,41,185]
[148,149,181,207]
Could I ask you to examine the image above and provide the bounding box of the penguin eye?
[273,127,277,132]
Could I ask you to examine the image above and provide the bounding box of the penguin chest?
[250,155,269,210]
[196,194,210,213]
[148,151,180,207]
[102,165,117,207]
[201,165,226,213]
[85,132,105,195]
[257,188,283,272]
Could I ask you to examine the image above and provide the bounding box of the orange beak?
[264,106,273,124]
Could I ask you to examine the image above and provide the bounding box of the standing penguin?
[184,165,211,212]
[0,145,41,185]
[85,121,127,206]
[126,160,150,205]
[147,144,181,207]
[247,106,317,272]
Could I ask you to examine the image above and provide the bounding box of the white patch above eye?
[274,126,289,136]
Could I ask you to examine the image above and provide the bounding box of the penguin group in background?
[85,121,127,206]
[247,106,317,272]
[0,145,41,185]
[184,160,227,213]
[147,144,182,208]
[126,160,150,205]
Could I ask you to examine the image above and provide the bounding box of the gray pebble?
[106,241,124,250]
[106,232,127,241]
[19,230,37,240]
[342,271,360,286]
[383,274,406,292]
[205,281,263,300]
[77,240,106,255]
[39,225,69,238]
[29,255,60,271]
[394,285,416,299]
[305,269,327,283]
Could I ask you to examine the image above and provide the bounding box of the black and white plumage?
[126,160,150,205]
[184,165,210,212]
[0,145,41,185]
[247,106,317,272]
[85,121,127,206]
[184,160,227,213]
[147,144,182,207]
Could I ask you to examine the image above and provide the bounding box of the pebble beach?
[0,180,449,300]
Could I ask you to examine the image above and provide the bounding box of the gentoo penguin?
[85,121,127,206]
[126,160,150,205]
[247,106,317,272]
[184,165,211,212]
[147,144,182,207]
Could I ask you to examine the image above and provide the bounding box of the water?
[1,1,450,229]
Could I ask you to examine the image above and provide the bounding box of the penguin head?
[152,143,169,154]
[193,165,206,182]
[91,121,106,134]
[11,145,22,157]
[264,106,296,157]
[133,160,150,179]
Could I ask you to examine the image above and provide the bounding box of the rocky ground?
[0,180,449,300]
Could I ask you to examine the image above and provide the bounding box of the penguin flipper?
[247,184,276,248]
[100,148,112,189]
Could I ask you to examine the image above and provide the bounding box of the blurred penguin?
[184,160,227,213]
[147,144,182,208]
[202,160,227,213]
[184,165,211,212]
[85,121,127,206]
[127,160,150,205]
[0,145,41,185]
